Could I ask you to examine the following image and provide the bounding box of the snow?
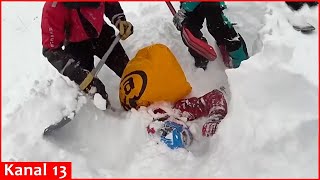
[2,2,318,178]
[93,93,107,111]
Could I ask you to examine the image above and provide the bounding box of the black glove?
[63,61,110,109]
[43,48,110,108]
[87,77,110,108]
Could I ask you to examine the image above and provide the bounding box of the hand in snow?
[202,119,221,137]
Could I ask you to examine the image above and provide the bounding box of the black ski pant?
[65,23,129,77]
[285,2,318,11]
[182,2,239,61]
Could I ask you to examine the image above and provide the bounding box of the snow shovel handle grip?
[91,34,121,77]
[166,2,177,15]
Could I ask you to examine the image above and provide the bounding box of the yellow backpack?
[119,44,192,110]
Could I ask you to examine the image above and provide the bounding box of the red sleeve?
[41,2,67,50]
[173,89,227,121]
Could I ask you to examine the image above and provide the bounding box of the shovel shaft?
[92,34,121,77]
[166,2,177,15]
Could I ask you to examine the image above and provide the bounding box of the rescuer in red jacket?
[41,2,133,109]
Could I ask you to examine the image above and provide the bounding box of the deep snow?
[2,2,318,178]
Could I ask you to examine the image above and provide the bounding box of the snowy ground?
[2,2,318,178]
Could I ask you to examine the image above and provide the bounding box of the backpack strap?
[76,8,98,38]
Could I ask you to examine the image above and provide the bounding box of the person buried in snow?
[146,88,228,149]
[41,2,133,110]
[119,44,228,150]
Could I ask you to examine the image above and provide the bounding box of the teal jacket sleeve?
[181,2,201,12]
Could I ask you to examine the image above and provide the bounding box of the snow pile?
[2,2,318,178]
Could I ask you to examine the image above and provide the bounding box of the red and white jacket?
[153,89,228,121]
[148,89,228,137]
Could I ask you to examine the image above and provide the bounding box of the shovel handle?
[166,2,177,15]
[92,34,121,77]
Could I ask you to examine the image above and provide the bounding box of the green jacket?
[181,2,227,12]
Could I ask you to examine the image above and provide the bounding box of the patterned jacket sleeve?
[180,2,201,12]
[41,2,67,50]
[41,2,73,69]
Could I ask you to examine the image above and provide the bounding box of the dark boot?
[225,34,249,68]
[194,56,209,70]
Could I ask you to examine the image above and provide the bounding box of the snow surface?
[2,2,318,178]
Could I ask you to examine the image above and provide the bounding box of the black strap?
[77,8,98,38]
